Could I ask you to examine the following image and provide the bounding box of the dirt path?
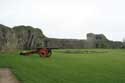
[0,68,19,83]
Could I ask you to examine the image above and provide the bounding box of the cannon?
[20,48,52,57]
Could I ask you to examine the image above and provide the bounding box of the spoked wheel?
[38,48,52,57]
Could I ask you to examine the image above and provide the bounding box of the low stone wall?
[43,38,85,48]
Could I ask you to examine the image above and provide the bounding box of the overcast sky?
[0,0,125,41]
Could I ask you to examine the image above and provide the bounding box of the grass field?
[0,49,125,83]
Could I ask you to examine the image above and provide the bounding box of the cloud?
[0,0,125,41]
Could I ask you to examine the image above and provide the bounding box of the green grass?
[0,49,125,83]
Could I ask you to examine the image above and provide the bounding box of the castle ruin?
[0,24,124,52]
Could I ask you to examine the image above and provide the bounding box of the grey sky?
[0,0,125,41]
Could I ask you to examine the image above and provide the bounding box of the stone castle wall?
[0,24,124,52]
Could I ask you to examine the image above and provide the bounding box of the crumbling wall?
[0,24,17,51]
[86,33,124,48]
[0,24,46,51]
[13,26,45,50]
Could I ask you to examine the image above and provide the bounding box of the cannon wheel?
[38,48,52,57]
